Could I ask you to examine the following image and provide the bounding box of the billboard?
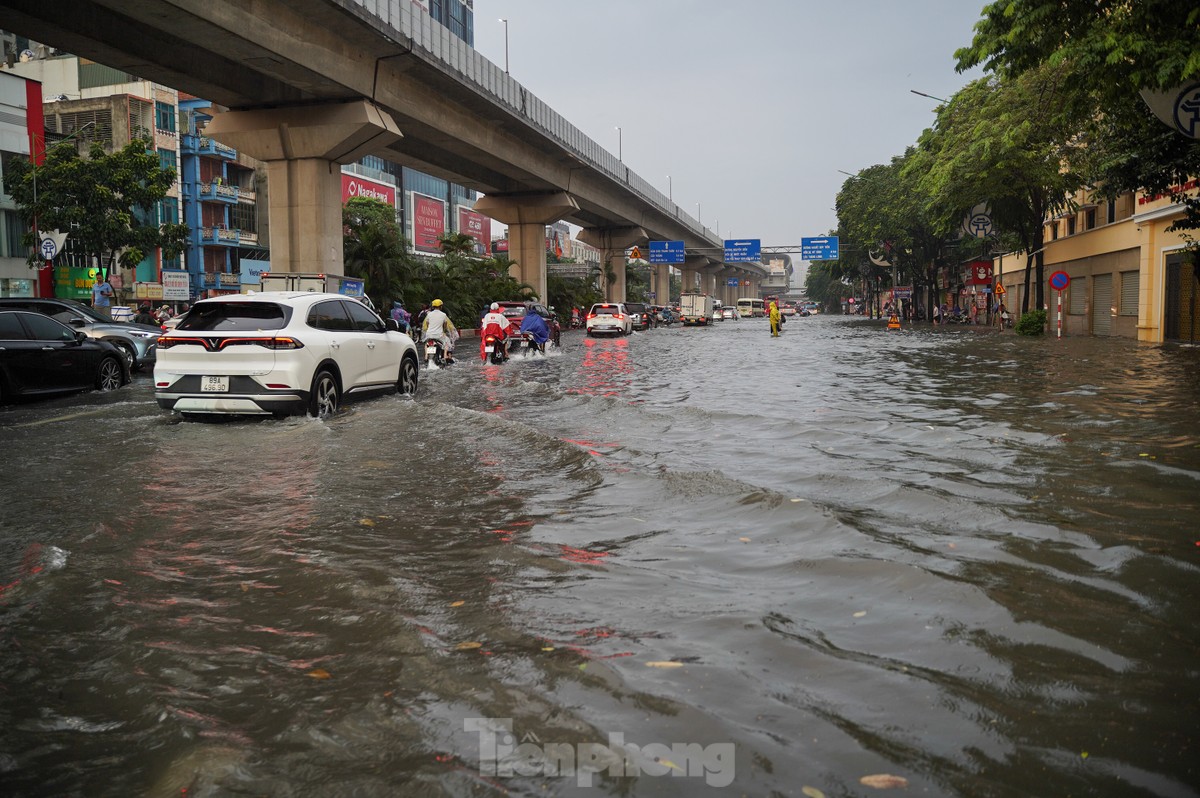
[457,206,492,256]
[342,173,396,206]
[411,192,446,254]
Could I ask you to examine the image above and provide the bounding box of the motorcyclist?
[422,299,456,364]
[519,308,551,354]
[390,300,411,334]
[479,302,511,361]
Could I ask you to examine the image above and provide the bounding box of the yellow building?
[995,182,1199,342]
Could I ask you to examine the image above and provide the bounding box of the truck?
[258,272,376,312]
[679,292,715,326]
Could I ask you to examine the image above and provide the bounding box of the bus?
[736,297,765,318]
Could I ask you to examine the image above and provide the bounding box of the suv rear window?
[590,304,620,314]
[178,302,290,331]
[624,303,647,314]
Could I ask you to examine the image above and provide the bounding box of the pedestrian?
[969,302,978,325]
[91,273,114,319]
[933,303,941,325]
[132,304,157,326]
[999,303,1010,329]
[768,300,781,337]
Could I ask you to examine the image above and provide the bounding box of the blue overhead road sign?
[801,236,840,260]
[724,239,761,261]
[649,240,686,264]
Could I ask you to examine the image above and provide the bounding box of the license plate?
[201,376,228,393]
[484,346,494,353]
[426,345,436,353]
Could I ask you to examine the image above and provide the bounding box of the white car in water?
[154,292,419,418]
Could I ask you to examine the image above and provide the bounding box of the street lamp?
[499,19,509,74]
[696,201,701,225]
[667,174,672,202]
[910,89,948,104]
[615,126,622,161]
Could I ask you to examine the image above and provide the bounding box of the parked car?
[0,297,162,372]
[0,310,130,403]
[585,302,632,336]
[622,301,653,331]
[721,306,737,320]
[153,292,419,419]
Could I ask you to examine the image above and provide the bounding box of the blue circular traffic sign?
[1049,270,1070,291]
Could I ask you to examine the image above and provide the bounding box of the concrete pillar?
[474,192,581,301]
[654,264,672,306]
[203,100,401,273]
[577,226,647,303]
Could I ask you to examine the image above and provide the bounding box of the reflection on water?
[1,320,1197,796]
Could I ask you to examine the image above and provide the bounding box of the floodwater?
[1,315,1197,797]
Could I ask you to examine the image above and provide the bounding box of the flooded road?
[1,316,1197,797]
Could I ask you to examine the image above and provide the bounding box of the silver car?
[0,297,161,371]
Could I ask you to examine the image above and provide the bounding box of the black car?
[0,310,131,403]
[0,297,162,371]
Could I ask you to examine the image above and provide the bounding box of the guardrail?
[344,0,719,246]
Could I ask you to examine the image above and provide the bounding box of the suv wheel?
[397,354,418,395]
[308,369,340,418]
[111,340,136,371]
[96,357,124,391]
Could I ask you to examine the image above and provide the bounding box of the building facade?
[0,71,41,298]
[993,184,1198,343]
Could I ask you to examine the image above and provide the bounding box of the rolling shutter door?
[1092,273,1113,335]
[1119,271,1139,315]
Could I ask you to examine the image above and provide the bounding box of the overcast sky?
[473,0,986,270]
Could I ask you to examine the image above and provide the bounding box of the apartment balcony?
[181,133,237,159]
[197,181,240,204]
[200,272,242,288]
[238,230,259,245]
[199,227,241,246]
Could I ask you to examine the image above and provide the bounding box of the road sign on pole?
[1049,270,1070,291]
[649,240,685,264]
[724,239,761,261]
[801,236,840,260]
[628,246,643,260]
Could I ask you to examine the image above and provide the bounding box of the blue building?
[178,97,268,301]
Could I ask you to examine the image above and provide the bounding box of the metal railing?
[344,0,717,246]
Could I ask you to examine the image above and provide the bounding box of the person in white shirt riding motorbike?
[421,299,457,364]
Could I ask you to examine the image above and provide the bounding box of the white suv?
[586,303,632,336]
[154,292,419,418]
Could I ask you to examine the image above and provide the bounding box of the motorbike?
[482,330,509,364]
[423,336,450,367]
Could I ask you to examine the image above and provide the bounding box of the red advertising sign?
[493,239,509,253]
[457,206,492,256]
[967,260,993,286]
[412,193,445,253]
[341,174,395,206]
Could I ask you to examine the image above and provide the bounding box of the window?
[0,312,27,339]
[24,313,76,342]
[308,300,352,331]
[1051,221,1059,240]
[159,197,179,226]
[1106,199,1116,225]
[1085,208,1096,230]
[1119,270,1139,316]
[155,101,176,133]
[2,209,28,259]
[179,302,288,331]
[158,147,177,173]
[344,299,384,332]
[1066,216,1076,236]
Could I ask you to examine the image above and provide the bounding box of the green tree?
[906,64,1083,312]
[5,138,188,279]
[342,197,414,310]
[957,0,1200,232]
[837,150,948,320]
[437,231,480,257]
